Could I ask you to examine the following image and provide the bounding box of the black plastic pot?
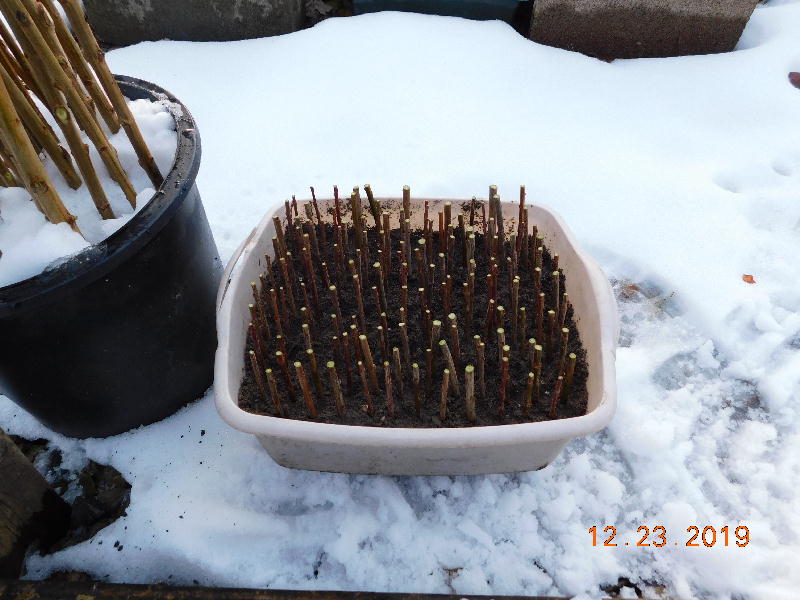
[0,76,222,438]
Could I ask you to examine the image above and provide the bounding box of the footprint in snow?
[711,153,800,233]
[712,159,797,195]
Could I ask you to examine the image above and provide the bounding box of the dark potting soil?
[238,200,589,427]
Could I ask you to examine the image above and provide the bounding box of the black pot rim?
[0,75,201,314]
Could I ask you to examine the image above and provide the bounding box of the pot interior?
[223,196,614,423]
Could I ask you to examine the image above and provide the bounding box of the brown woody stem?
[295,362,317,418]
[465,365,476,423]
[327,361,346,416]
[439,368,450,420]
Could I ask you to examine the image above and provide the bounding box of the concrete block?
[84,0,305,46]
[531,0,760,59]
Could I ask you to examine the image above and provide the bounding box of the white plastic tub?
[214,198,618,475]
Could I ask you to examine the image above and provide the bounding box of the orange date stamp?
[589,525,750,548]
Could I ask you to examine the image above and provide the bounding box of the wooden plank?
[0,580,570,600]
[0,429,70,578]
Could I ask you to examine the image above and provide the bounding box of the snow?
[1,2,800,599]
[0,98,178,287]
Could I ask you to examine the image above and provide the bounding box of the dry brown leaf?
[742,274,756,284]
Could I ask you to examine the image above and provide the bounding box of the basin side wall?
[215,197,616,475]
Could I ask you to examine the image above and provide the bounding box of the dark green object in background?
[353,0,524,22]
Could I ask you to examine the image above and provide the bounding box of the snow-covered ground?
[2,3,800,599]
